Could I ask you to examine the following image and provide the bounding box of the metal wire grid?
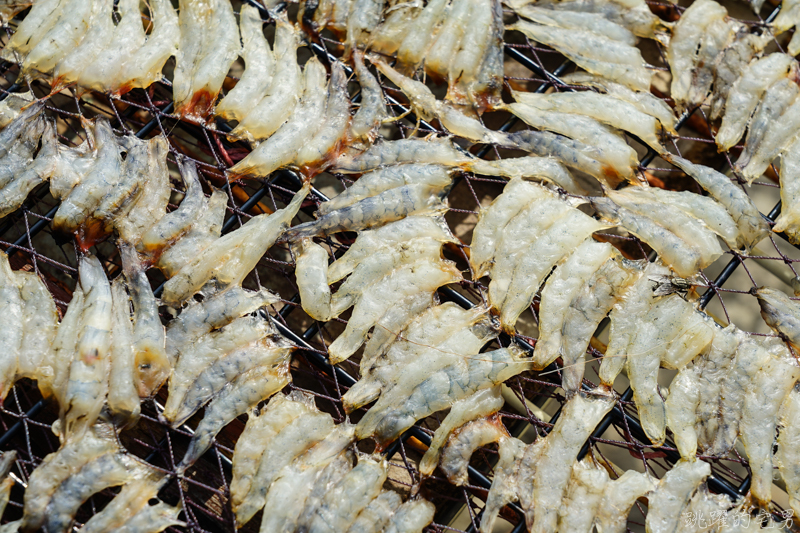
[0,0,796,531]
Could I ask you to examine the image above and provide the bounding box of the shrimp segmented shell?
[777,385,800,521]
[595,470,655,533]
[645,458,710,533]
[216,4,275,123]
[533,240,637,393]
[172,0,240,121]
[439,414,508,486]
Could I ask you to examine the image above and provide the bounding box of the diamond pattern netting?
[0,1,797,531]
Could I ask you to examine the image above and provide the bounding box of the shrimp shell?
[776,385,800,521]
[595,470,655,533]
[715,53,795,152]
[527,389,615,532]
[161,183,308,305]
[346,491,402,533]
[350,50,388,142]
[511,19,652,91]
[173,0,240,121]
[115,0,179,94]
[231,16,302,143]
[107,278,141,423]
[645,458,710,533]
[557,459,609,533]
[480,436,526,533]
[439,414,508,486]
[216,5,275,122]
[419,386,504,477]
[306,457,388,533]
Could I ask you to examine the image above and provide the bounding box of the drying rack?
[0,0,797,531]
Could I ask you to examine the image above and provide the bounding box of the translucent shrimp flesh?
[0,91,35,129]
[20,423,147,533]
[216,5,275,122]
[777,385,800,520]
[625,295,715,445]
[666,0,729,111]
[77,0,148,92]
[113,136,171,246]
[334,137,472,173]
[446,0,505,111]
[350,50,388,142]
[20,0,93,79]
[355,341,529,447]
[595,470,655,533]
[557,459,609,533]
[510,89,666,152]
[120,243,169,397]
[346,491,402,533]
[394,0,448,70]
[79,471,176,533]
[439,414,508,485]
[607,186,733,255]
[774,0,800,56]
[232,393,334,526]
[161,183,308,305]
[0,450,15,519]
[179,360,293,471]
[533,240,637,393]
[507,103,639,184]
[480,436,526,533]
[229,57,328,178]
[645,458,710,533]
[136,158,205,259]
[165,286,279,366]
[511,128,638,189]
[107,278,141,423]
[598,260,663,386]
[708,32,770,121]
[774,137,800,244]
[736,78,800,182]
[590,196,717,278]
[52,118,122,240]
[516,6,637,46]
[162,314,291,428]
[231,17,302,143]
[114,0,179,94]
[345,303,495,411]
[754,287,800,352]
[510,19,652,91]
[665,154,769,251]
[229,392,311,516]
[419,386,505,477]
[326,259,463,364]
[284,180,451,240]
[61,254,112,440]
[526,389,615,532]
[0,0,65,65]
[306,457,389,533]
[293,238,333,322]
[0,252,23,400]
[370,55,511,145]
[562,72,677,133]
[424,0,472,82]
[345,0,384,54]
[258,424,356,533]
[155,188,228,278]
[740,338,800,506]
[295,61,352,175]
[172,0,240,121]
[48,0,115,90]
[384,499,436,533]
[493,203,606,332]
[715,53,796,152]
[463,156,586,194]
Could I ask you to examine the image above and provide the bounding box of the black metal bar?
[0,398,45,448]
[6,204,58,258]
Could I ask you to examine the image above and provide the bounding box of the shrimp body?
[645,458,710,533]
[440,415,508,486]
[162,184,308,305]
[216,5,275,122]
[173,0,240,121]
[534,241,637,393]
[595,471,655,533]
[557,459,609,532]
[114,0,179,94]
